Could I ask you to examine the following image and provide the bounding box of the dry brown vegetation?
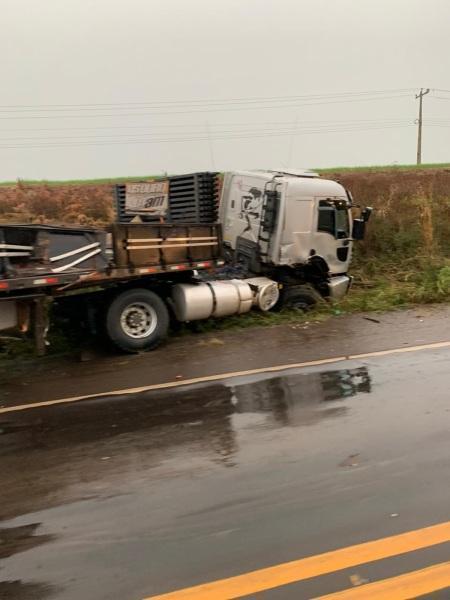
[327,168,450,260]
[323,168,450,310]
[1,167,449,262]
[0,181,114,226]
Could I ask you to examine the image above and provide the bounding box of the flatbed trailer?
[0,222,226,354]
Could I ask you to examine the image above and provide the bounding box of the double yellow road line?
[145,521,450,599]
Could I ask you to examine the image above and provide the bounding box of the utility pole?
[415,88,430,165]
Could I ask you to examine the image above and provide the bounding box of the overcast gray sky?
[1,0,449,180]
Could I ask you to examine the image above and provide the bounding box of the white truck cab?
[219,169,371,305]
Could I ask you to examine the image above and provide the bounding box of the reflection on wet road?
[1,348,450,599]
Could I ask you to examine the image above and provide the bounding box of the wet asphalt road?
[3,305,450,408]
[1,333,450,598]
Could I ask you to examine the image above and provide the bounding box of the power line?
[0,119,416,138]
[0,88,416,110]
[0,87,446,165]
[0,123,415,150]
[0,117,424,133]
[0,95,412,113]
[0,94,413,120]
[0,120,418,142]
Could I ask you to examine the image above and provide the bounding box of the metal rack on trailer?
[115,172,219,224]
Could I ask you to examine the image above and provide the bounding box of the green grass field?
[1,162,449,187]
[0,175,161,187]
[317,162,450,173]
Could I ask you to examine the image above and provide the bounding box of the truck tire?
[106,288,169,353]
[274,285,322,311]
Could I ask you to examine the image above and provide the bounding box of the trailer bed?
[0,222,223,297]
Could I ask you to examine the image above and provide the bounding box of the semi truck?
[0,169,371,354]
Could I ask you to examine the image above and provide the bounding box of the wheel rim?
[291,299,310,310]
[120,302,158,339]
[287,294,315,311]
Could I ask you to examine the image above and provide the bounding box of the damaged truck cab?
[219,169,371,306]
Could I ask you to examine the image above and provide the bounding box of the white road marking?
[2,340,450,415]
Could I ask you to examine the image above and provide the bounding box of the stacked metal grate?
[167,172,219,223]
[114,184,135,224]
[115,172,219,224]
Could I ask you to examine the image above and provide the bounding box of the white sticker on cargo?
[125,181,169,216]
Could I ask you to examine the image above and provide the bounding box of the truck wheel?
[274,285,322,311]
[106,288,169,353]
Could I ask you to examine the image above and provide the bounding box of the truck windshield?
[318,199,350,239]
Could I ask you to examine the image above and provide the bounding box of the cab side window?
[318,200,335,236]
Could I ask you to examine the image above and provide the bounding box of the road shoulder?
[1,304,450,407]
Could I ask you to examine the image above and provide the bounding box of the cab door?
[222,175,264,250]
[314,197,352,274]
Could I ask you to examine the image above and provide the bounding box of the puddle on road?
[0,366,372,442]
[0,525,58,600]
[0,523,55,560]
[0,580,57,600]
[0,366,372,521]
[0,367,372,466]
[0,366,373,595]
[229,366,371,427]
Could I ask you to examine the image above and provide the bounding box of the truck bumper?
[328,275,352,301]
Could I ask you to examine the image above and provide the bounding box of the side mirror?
[361,207,373,222]
[352,219,366,240]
